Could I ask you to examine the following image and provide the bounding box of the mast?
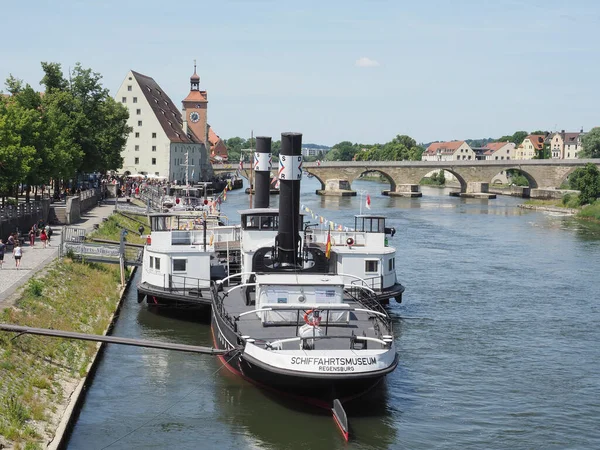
[249,130,254,209]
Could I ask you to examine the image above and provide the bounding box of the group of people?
[0,223,53,270]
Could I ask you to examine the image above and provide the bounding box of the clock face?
[189,111,200,123]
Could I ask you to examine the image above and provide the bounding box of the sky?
[2,0,599,146]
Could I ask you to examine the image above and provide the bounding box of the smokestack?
[276,132,303,266]
[254,136,272,209]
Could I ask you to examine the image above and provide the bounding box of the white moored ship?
[211,133,399,440]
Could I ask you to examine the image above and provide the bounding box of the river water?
[67,179,600,449]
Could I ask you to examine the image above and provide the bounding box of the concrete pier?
[383,184,422,198]
[316,179,356,196]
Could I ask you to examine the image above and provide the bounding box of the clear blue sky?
[2,0,599,146]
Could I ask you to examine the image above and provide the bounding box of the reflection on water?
[67,178,600,450]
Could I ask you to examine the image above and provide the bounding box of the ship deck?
[220,286,390,351]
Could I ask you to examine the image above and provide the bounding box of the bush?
[26,279,44,297]
[569,164,600,205]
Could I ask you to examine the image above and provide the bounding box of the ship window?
[155,257,160,270]
[365,260,378,273]
[149,256,154,269]
[173,259,187,272]
[388,259,393,271]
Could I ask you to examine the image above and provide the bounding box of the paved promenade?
[0,200,118,309]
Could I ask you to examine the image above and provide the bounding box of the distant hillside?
[302,143,331,150]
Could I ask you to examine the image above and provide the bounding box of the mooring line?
[100,351,238,450]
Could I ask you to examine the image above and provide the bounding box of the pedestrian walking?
[29,227,36,247]
[45,224,52,243]
[40,230,48,248]
[13,243,22,269]
[0,238,5,269]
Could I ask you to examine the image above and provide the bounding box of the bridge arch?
[304,170,326,191]
[354,169,396,192]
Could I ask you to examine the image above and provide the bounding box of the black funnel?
[254,136,272,209]
[277,132,302,266]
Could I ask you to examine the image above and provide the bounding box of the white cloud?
[355,57,380,68]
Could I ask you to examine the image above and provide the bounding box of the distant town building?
[515,135,544,160]
[422,141,475,161]
[114,66,225,182]
[302,146,331,157]
[482,142,516,161]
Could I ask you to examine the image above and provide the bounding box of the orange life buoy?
[346,237,354,246]
[303,309,321,327]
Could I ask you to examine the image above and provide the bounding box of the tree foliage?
[569,163,600,205]
[580,127,600,159]
[496,131,529,146]
[0,62,130,200]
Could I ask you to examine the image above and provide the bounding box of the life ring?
[303,309,321,327]
[346,237,354,246]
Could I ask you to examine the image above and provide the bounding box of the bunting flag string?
[298,203,354,232]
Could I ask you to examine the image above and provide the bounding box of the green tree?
[580,127,600,159]
[0,97,37,202]
[497,131,528,146]
[569,163,600,205]
[326,141,359,161]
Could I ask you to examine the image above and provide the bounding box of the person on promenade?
[0,239,5,269]
[40,229,48,248]
[45,224,52,244]
[29,227,36,247]
[13,243,22,270]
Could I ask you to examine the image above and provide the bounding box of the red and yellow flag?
[325,230,331,259]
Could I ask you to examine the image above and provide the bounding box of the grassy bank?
[578,202,600,221]
[0,214,137,449]
[523,198,600,222]
[87,213,149,245]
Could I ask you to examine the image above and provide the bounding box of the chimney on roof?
[561,129,565,134]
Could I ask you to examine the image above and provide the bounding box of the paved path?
[0,200,119,308]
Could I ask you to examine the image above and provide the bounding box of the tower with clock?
[182,61,208,145]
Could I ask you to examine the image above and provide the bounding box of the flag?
[366,194,371,210]
[223,186,227,201]
[325,230,331,259]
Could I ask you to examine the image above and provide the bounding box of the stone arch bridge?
[212,160,600,196]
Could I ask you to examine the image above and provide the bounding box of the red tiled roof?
[131,71,201,144]
[183,89,207,103]
[425,141,465,155]
[524,134,545,150]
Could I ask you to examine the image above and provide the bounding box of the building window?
[135,132,140,138]
[173,259,187,272]
[152,146,156,152]
[121,97,126,103]
[127,85,132,91]
[152,132,157,138]
[365,260,378,273]
[135,145,139,151]
[133,97,138,103]
[134,157,139,164]
[136,109,141,115]
[138,121,142,126]
[152,158,156,165]
[155,172,159,176]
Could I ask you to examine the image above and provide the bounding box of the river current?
[67,179,600,449]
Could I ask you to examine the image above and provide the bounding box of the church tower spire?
[190,59,200,91]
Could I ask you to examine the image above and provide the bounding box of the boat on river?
[211,133,398,440]
[137,212,239,308]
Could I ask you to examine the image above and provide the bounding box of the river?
[66,179,600,449]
